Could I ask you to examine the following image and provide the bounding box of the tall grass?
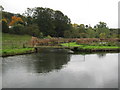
[2,33,32,49]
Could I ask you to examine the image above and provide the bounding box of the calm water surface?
[0,57,2,89]
[2,49,118,88]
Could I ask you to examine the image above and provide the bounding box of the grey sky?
[1,0,119,28]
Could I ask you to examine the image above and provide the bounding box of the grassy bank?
[1,33,35,57]
[1,48,35,57]
[2,33,32,49]
[61,42,120,52]
[1,33,120,56]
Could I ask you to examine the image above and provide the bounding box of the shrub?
[2,19,9,33]
[11,24,25,35]
[45,35,52,39]
[24,24,42,37]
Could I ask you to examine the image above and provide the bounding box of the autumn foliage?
[9,16,23,26]
[2,18,7,23]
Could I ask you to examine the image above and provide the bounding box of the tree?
[77,24,86,38]
[99,33,106,38]
[24,7,72,37]
[25,24,43,37]
[2,11,14,24]
[2,19,9,33]
[64,30,71,38]
[9,16,23,26]
[11,24,24,34]
[95,22,110,38]
[23,8,34,25]
[77,24,85,33]
[32,7,56,36]
[54,10,71,37]
[64,27,80,38]
[86,27,95,38]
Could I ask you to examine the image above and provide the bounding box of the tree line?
[1,7,119,38]
[64,22,119,38]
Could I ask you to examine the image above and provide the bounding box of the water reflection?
[97,53,106,58]
[28,49,70,73]
[2,49,118,88]
[0,57,2,89]
[3,49,70,74]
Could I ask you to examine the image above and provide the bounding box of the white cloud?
[0,0,119,28]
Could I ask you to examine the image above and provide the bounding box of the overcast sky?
[1,0,119,28]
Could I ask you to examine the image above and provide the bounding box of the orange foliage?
[9,16,23,26]
[2,18,7,23]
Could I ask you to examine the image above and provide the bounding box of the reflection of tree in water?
[97,53,106,58]
[27,49,70,73]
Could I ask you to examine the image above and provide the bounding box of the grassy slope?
[1,33,34,56]
[61,42,120,50]
[2,33,32,49]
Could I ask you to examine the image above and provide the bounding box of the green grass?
[1,33,34,56]
[61,42,120,50]
[1,48,34,56]
[61,42,83,47]
[1,33,120,56]
[81,46,119,49]
[2,33,32,49]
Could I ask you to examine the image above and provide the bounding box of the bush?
[45,35,52,39]
[11,24,25,35]
[24,24,43,37]
[2,20,9,33]
[99,33,106,38]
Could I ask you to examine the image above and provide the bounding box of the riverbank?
[1,33,34,57]
[2,33,120,57]
[1,48,35,57]
[61,42,120,53]
[1,45,120,57]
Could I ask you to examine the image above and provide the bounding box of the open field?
[2,33,32,49]
[1,33,34,57]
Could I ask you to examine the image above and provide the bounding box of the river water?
[1,49,118,88]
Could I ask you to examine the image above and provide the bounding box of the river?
[1,49,118,88]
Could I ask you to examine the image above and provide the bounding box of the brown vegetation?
[29,37,120,47]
